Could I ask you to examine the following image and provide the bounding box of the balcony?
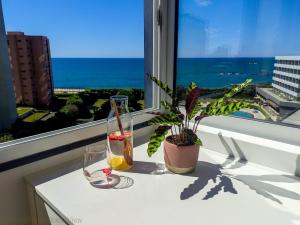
[272,76,300,88]
[272,83,300,98]
[273,69,300,80]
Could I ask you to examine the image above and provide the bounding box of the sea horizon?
[51,57,274,89]
[52,56,276,59]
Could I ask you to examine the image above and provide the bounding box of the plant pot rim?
[165,135,199,148]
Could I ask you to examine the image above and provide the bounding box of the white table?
[32,143,300,225]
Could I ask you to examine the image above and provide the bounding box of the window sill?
[0,109,156,168]
[198,116,300,176]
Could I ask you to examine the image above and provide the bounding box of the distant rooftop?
[7,31,47,38]
[256,87,300,109]
[282,108,300,126]
[7,31,24,35]
[262,88,299,103]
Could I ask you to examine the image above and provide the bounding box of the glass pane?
[0,0,146,143]
[177,0,300,127]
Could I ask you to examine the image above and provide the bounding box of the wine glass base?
[90,174,120,189]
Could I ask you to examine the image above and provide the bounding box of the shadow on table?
[217,133,300,204]
[128,161,170,175]
[180,161,238,200]
[232,174,300,204]
[181,160,300,203]
[218,133,248,169]
[127,160,238,201]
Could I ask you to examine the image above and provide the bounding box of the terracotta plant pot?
[163,137,200,174]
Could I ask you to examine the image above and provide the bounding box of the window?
[0,0,155,144]
[176,0,300,127]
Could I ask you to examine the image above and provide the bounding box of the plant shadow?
[180,161,237,200]
[232,174,300,204]
[217,133,300,204]
[126,159,300,204]
[127,160,238,200]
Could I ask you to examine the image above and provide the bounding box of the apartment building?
[272,56,300,100]
[7,32,53,106]
[256,56,300,115]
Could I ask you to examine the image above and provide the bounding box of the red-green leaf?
[185,84,201,115]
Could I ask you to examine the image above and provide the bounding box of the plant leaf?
[209,100,250,116]
[195,112,207,121]
[195,138,202,145]
[225,79,252,98]
[187,82,197,92]
[148,75,174,99]
[188,99,202,120]
[204,79,252,116]
[147,126,170,157]
[185,83,201,116]
[161,101,181,118]
[149,114,182,125]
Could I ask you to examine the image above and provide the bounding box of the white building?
[272,56,300,100]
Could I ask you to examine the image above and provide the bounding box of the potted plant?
[147,76,252,174]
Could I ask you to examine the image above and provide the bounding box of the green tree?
[94,100,110,120]
[60,104,79,119]
[66,95,84,106]
[117,89,142,111]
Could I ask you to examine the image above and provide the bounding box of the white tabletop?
[34,143,300,225]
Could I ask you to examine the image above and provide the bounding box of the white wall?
[198,116,300,176]
[0,126,153,225]
[0,146,86,225]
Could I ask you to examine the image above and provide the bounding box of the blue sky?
[2,0,144,57]
[3,0,300,58]
[179,0,300,57]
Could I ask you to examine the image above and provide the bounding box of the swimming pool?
[231,111,254,119]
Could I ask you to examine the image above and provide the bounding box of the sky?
[2,0,300,58]
[2,0,144,58]
[179,0,300,57]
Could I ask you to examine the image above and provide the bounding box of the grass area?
[23,111,49,122]
[0,132,13,143]
[17,107,33,116]
[93,99,108,109]
[57,96,69,100]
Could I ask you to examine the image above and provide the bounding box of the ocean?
[52,57,274,89]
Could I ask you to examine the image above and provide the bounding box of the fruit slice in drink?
[107,131,133,170]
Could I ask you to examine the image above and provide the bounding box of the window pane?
[0,0,146,143]
[177,0,300,127]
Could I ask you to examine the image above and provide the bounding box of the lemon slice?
[110,157,123,168]
[109,156,129,170]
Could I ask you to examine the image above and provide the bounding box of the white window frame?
[0,0,178,165]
